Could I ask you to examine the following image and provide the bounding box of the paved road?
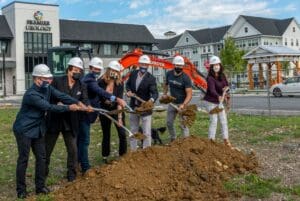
[194,94,300,115]
[1,94,300,115]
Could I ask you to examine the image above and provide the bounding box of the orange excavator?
[47,47,207,92]
[119,48,207,92]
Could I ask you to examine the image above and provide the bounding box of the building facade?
[0,1,155,95]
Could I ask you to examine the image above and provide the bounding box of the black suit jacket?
[126,70,158,116]
[46,76,89,136]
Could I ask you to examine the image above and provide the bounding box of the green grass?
[1,108,300,200]
[224,174,300,199]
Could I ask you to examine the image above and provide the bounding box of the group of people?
[12,53,231,199]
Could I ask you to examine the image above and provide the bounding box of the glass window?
[186,37,189,43]
[293,27,296,32]
[104,44,111,55]
[122,45,129,53]
[244,27,248,33]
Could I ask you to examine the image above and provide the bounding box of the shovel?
[130,94,154,113]
[92,107,146,140]
[209,87,230,114]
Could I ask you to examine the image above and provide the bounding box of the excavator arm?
[119,49,207,92]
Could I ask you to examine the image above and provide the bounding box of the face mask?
[92,71,101,77]
[174,67,183,74]
[139,67,147,74]
[40,80,50,88]
[72,72,82,80]
[213,65,220,73]
[109,71,119,80]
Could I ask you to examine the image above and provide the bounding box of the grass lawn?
[0,108,300,200]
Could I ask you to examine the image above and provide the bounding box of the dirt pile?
[52,136,258,201]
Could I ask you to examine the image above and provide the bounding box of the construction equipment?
[209,87,230,114]
[119,49,207,93]
[92,107,146,140]
[48,48,207,92]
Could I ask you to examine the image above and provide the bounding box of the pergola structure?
[243,45,300,89]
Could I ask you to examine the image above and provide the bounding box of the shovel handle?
[131,94,146,103]
[98,110,135,138]
[169,103,180,111]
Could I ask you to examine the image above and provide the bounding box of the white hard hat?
[138,55,151,65]
[209,56,221,65]
[172,55,185,66]
[32,64,53,78]
[108,60,122,72]
[89,57,103,70]
[68,57,83,70]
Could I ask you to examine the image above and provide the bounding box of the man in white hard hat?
[45,57,91,182]
[80,57,126,171]
[163,55,192,141]
[126,54,158,150]
[13,64,81,199]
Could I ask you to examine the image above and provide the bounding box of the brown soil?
[51,136,258,201]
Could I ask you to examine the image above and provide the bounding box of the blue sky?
[1,0,300,38]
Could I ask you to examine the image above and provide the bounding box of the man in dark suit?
[126,54,158,150]
[13,64,80,199]
[45,57,91,182]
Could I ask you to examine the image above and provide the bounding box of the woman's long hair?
[101,68,122,85]
[208,63,226,81]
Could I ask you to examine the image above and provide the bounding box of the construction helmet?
[68,57,83,70]
[32,64,53,78]
[89,57,103,70]
[172,55,185,66]
[138,55,151,65]
[108,60,122,72]
[209,56,221,65]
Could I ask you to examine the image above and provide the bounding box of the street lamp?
[1,43,6,97]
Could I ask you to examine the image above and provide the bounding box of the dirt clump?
[51,136,258,201]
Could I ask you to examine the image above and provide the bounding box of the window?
[122,45,129,53]
[291,39,294,46]
[203,46,206,53]
[193,61,199,67]
[285,38,287,46]
[24,32,52,54]
[62,42,71,47]
[104,44,111,55]
[192,48,198,54]
[83,43,92,48]
[217,44,221,51]
[296,39,299,46]
[244,27,248,33]
[186,37,189,43]
[293,27,296,32]
[208,46,211,52]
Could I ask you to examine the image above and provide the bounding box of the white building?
[0,1,155,95]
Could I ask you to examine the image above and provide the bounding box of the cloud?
[284,3,297,11]
[129,0,151,9]
[143,0,275,38]
[89,10,101,17]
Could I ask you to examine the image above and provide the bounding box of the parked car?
[270,76,300,97]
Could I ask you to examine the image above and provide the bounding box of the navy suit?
[13,83,78,195]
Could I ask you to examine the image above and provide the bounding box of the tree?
[220,37,247,73]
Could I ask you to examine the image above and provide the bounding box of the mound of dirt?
[52,136,258,201]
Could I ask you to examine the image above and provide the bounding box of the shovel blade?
[209,106,224,114]
[131,132,147,140]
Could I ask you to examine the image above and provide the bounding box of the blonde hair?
[101,68,122,85]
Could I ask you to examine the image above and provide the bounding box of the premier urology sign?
[25,11,51,32]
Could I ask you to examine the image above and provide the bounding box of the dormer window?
[186,37,189,43]
[244,27,248,33]
[293,27,296,32]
